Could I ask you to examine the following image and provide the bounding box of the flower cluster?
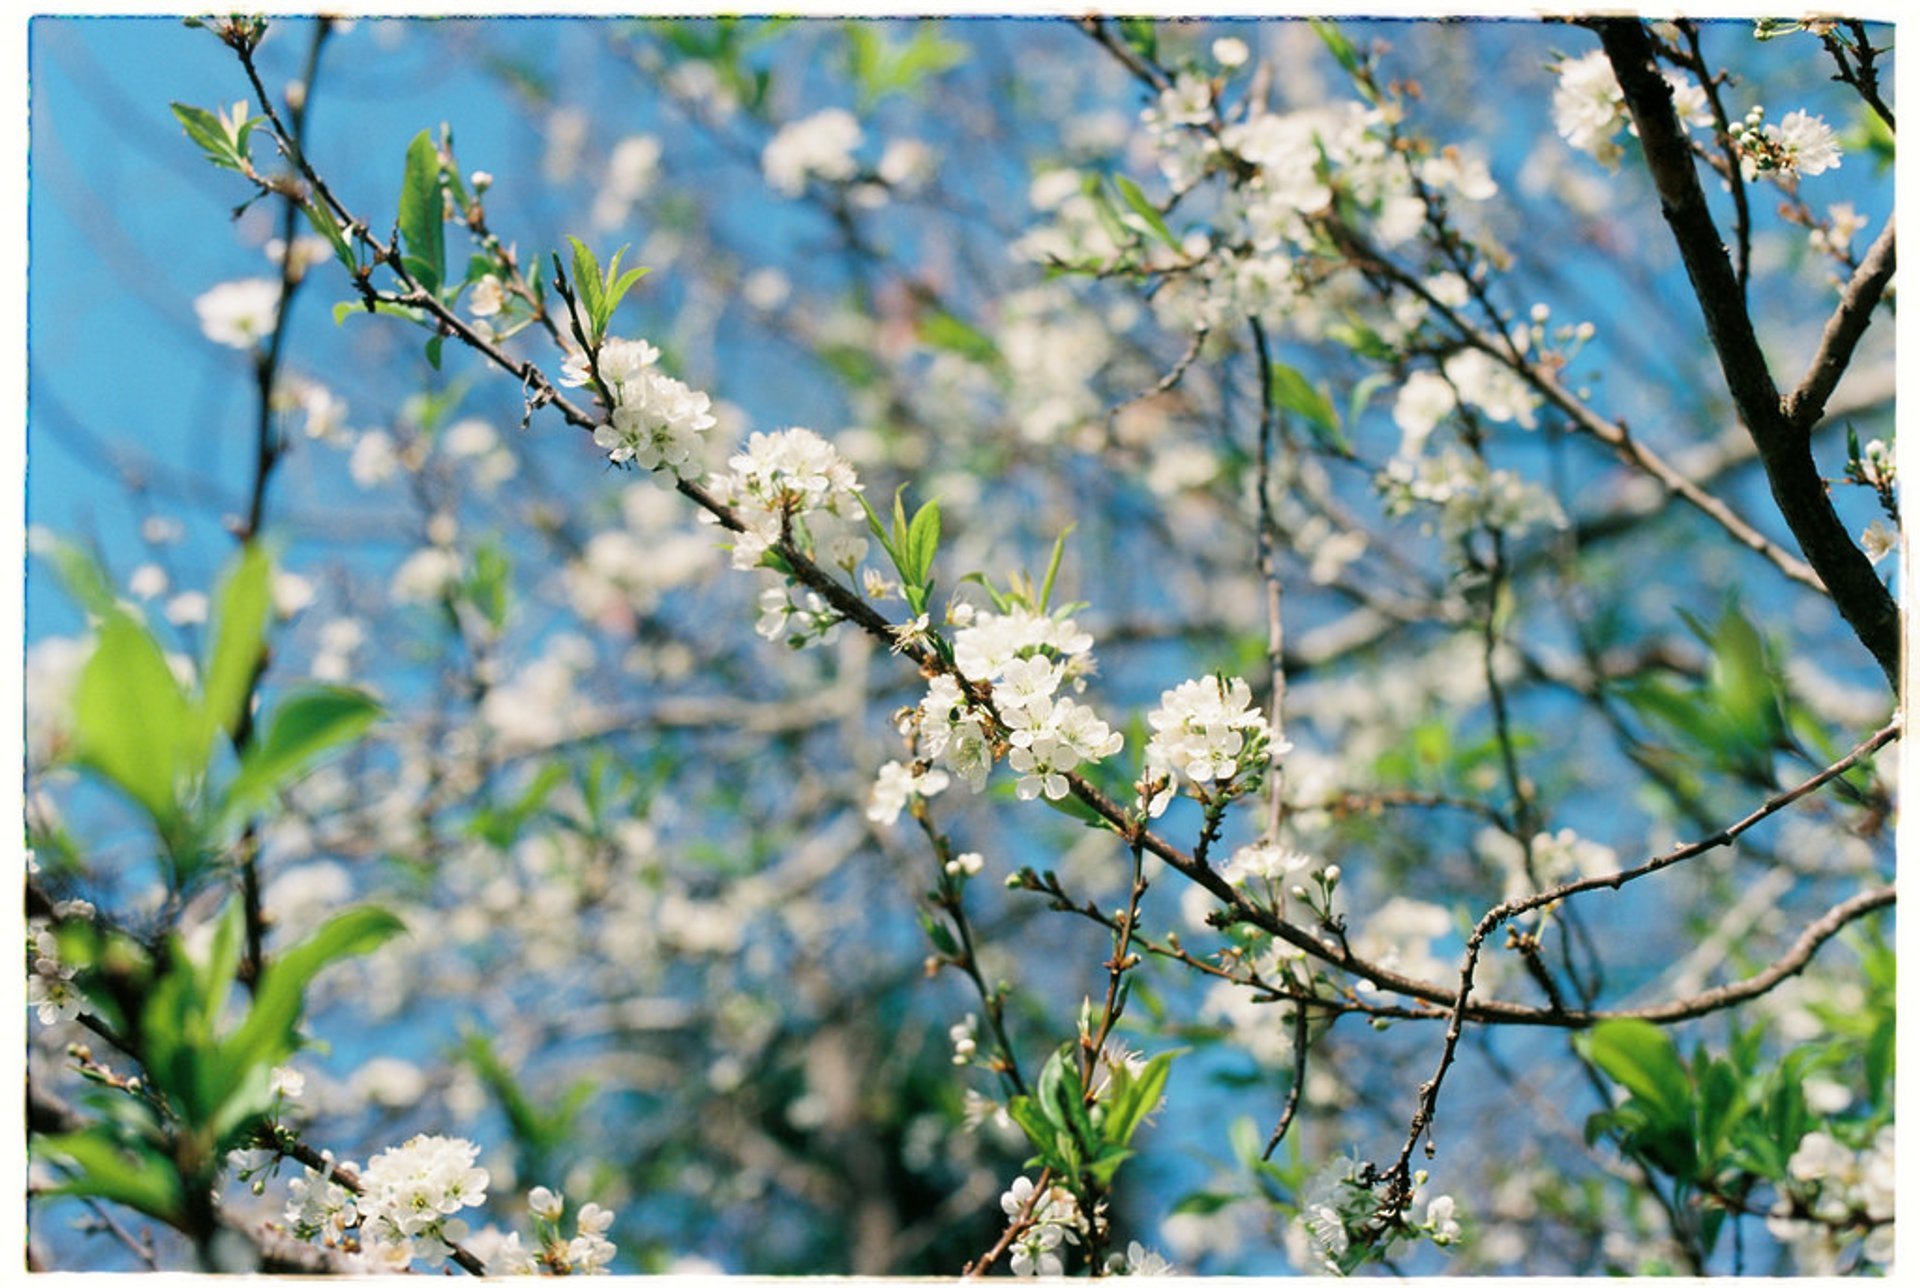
[562,337,717,477]
[1291,1156,1462,1274]
[1380,447,1566,542]
[1731,106,1842,181]
[1140,675,1281,815]
[1221,840,1316,904]
[524,1185,619,1274]
[1766,1127,1894,1271]
[1551,49,1710,169]
[709,427,868,573]
[27,925,83,1026]
[894,603,1121,803]
[283,1137,482,1268]
[353,1134,492,1268]
[1000,1175,1088,1277]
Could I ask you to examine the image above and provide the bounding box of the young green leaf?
[225,686,382,820]
[200,542,273,747]
[398,130,446,295]
[1038,525,1075,613]
[71,613,194,831]
[904,498,942,586]
[1113,174,1181,252]
[1268,361,1345,449]
[567,236,607,340]
[302,199,355,271]
[212,905,407,1118]
[1580,1019,1692,1129]
[33,1131,185,1225]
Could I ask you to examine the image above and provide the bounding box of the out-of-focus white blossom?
[194,278,281,349]
[763,108,863,196]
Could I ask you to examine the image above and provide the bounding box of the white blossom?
[763,108,863,196]
[194,277,281,349]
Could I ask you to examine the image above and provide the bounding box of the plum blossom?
[194,277,280,349]
[563,336,717,476]
[867,759,949,825]
[1142,675,1282,809]
[763,108,863,196]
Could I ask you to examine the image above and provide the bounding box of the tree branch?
[1783,216,1897,434]
[1598,18,1900,688]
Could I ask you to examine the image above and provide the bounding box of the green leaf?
[302,199,355,270]
[35,532,120,619]
[1117,17,1157,63]
[1005,1095,1055,1165]
[214,906,406,1115]
[1268,361,1345,449]
[915,907,958,957]
[904,498,942,585]
[1038,526,1074,612]
[855,489,901,566]
[225,686,382,819]
[201,542,272,747]
[567,236,606,340]
[71,613,194,831]
[1311,19,1362,77]
[34,1130,185,1225]
[170,102,242,172]
[603,261,651,326]
[1113,173,1181,251]
[1581,1019,1692,1128]
[1104,1050,1177,1148]
[424,333,445,371]
[921,308,1001,366]
[398,130,445,295]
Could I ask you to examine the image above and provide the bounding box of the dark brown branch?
[1380,716,1898,1206]
[1784,216,1898,434]
[1598,18,1900,688]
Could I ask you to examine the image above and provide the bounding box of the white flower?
[390,547,461,605]
[1442,347,1538,428]
[286,1164,358,1245]
[165,591,209,626]
[567,1201,619,1273]
[355,1134,490,1266]
[866,759,950,825]
[349,430,400,488]
[1392,369,1457,459]
[1860,520,1897,564]
[1212,37,1249,68]
[1767,109,1843,177]
[763,108,863,196]
[194,277,281,349]
[1113,1240,1177,1274]
[878,138,935,192]
[467,274,505,318]
[1223,841,1314,889]
[1144,675,1276,787]
[527,1185,565,1223]
[129,563,168,600]
[945,850,985,879]
[27,974,82,1025]
[950,1014,979,1063]
[582,339,717,478]
[270,1065,306,1099]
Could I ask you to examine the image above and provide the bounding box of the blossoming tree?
[24,13,1897,1276]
